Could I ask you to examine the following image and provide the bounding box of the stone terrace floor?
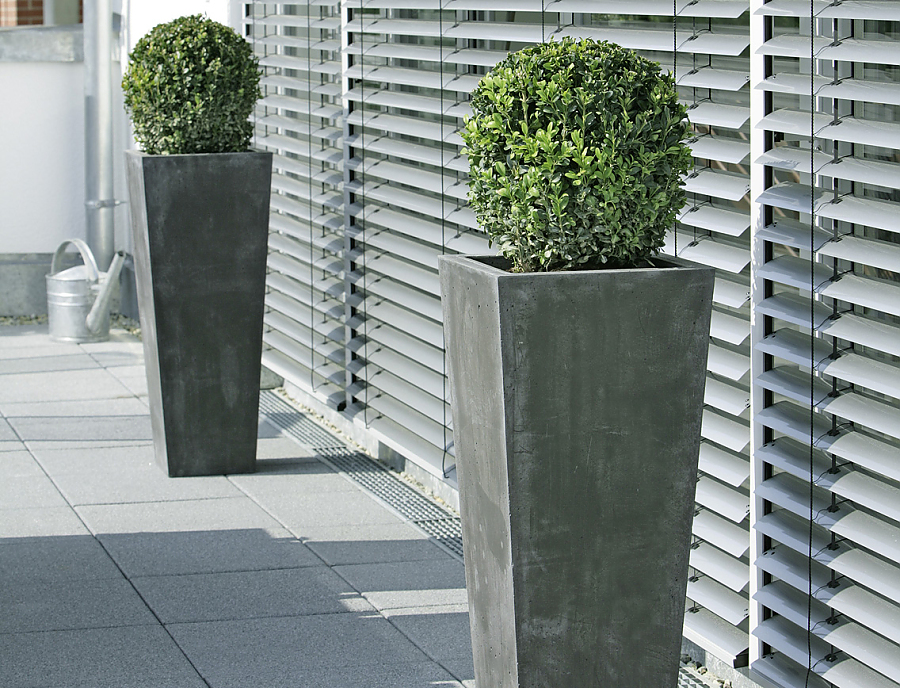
[0,323,718,688]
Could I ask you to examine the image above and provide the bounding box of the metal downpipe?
[83,0,115,271]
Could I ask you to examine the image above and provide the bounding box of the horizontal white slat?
[753,615,900,688]
[683,606,750,666]
[673,235,751,274]
[758,34,900,67]
[756,509,900,608]
[757,401,900,484]
[754,581,900,685]
[261,348,344,410]
[688,135,751,165]
[683,168,750,201]
[757,545,900,649]
[696,475,750,523]
[693,508,750,558]
[699,442,750,487]
[688,575,749,626]
[756,0,900,20]
[756,291,900,358]
[757,73,900,108]
[758,110,900,150]
[691,542,749,593]
[758,147,900,191]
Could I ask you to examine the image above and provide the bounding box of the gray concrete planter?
[439,254,715,688]
[125,151,272,477]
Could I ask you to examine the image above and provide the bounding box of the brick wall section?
[0,0,82,26]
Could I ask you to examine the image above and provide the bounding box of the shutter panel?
[247,1,347,409]
[752,2,900,686]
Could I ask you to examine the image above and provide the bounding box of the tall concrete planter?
[439,254,715,688]
[125,151,273,477]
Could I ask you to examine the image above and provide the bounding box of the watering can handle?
[50,239,100,283]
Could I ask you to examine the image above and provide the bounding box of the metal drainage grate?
[261,392,724,687]
[260,391,465,558]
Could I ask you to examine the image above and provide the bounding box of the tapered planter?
[439,255,715,688]
[125,151,273,477]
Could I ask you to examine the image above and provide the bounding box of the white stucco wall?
[0,1,243,258]
[0,60,86,253]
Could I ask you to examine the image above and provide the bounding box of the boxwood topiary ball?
[462,38,693,272]
[122,14,261,155]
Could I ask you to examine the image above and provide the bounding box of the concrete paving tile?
[168,613,431,686]
[0,416,17,440]
[0,352,100,374]
[0,625,206,688]
[134,566,373,623]
[255,435,321,461]
[32,445,243,505]
[9,414,152,442]
[0,534,122,583]
[0,473,68,509]
[301,522,451,566]
[334,559,468,611]
[218,661,464,688]
[0,506,89,539]
[383,605,473,666]
[1,577,155,633]
[0,367,133,403]
[259,489,406,531]
[97,526,320,577]
[230,464,358,497]
[0,450,44,477]
[77,497,284,535]
[84,344,144,367]
[106,364,149,396]
[0,396,150,417]
[79,337,143,353]
[0,440,27,452]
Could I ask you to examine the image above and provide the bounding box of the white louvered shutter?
[751,2,900,686]
[246,2,348,409]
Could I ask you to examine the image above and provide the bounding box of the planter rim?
[438,253,715,278]
[125,149,272,159]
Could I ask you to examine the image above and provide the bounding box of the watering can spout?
[86,251,126,334]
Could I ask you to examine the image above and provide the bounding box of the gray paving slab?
[134,565,373,623]
[301,522,452,566]
[334,559,468,611]
[77,496,285,535]
[9,414,152,442]
[218,660,465,688]
[1,577,156,633]
[0,534,122,583]
[260,489,407,533]
[0,450,44,477]
[230,463,359,496]
[168,613,432,686]
[255,434,321,461]
[0,473,68,509]
[0,625,207,688]
[32,444,243,505]
[0,440,27,452]
[79,336,143,353]
[106,364,149,396]
[0,396,150,417]
[383,605,473,668]
[0,505,90,539]
[0,416,17,440]
[97,526,321,577]
[83,343,144,367]
[0,352,100,374]
[0,367,134,403]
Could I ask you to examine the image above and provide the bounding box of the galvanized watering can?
[46,239,126,343]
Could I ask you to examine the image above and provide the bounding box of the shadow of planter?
[439,254,714,688]
[125,151,272,477]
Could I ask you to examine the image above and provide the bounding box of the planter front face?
[440,255,714,688]
[126,151,272,477]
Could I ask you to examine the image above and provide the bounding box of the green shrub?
[462,38,693,272]
[122,15,261,155]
